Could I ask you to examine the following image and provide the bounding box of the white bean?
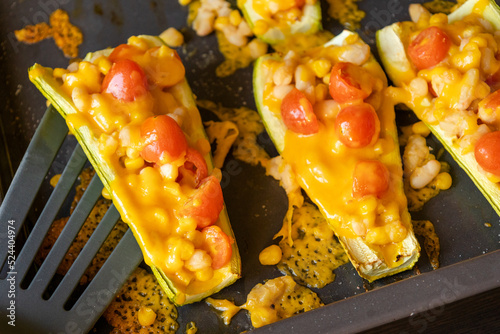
[410,159,441,189]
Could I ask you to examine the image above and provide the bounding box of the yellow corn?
[124,156,144,170]
[138,307,157,326]
[429,13,448,26]
[435,172,452,190]
[175,268,194,286]
[160,27,184,48]
[96,57,112,75]
[322,73,331,85]
[253,20,269,36]
[195,267,214,282]
[178,0,192,6]
[412,121,431,137]
[259,245,282,265]
[215,16,230,30]
[314,83,328,102]
[230,10,242,26]
[53,68,68,78]
[127,36,149,50]
[101,187,112,200]
[311,59,332,78]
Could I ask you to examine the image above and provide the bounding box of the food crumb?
[14,9,83,58]
[484,222,492,227]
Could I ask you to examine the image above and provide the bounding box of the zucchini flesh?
[29,35,241,305]
[238,0,322,44]
[253,31,420,281]
[376,0,500,216]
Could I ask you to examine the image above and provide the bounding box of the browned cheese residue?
[104,267,179,333]
[412,220,440,270]
[206,275,323,329]
[15,9,83,58]
[325,0,366,30]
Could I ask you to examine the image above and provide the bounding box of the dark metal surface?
[0,0,499,333]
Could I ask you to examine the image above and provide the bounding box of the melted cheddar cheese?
[206,275,323,328]
[260,35,416,268]
[46,36,234,299]
[387,5,500,183]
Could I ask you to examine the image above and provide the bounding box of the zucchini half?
[253,31,420,281]
[376,0,500,216]
[29,35,241,305]
[237,0,322,44]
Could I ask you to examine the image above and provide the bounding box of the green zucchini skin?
[29,35,241,305]
[376,0,500,217]
[238,0,322,44]
[253,31,420,281]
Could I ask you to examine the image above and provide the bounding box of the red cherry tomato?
[335,103,380,148]
[329,62,373,103]
[474,131,500,176]
[101,59,148,102]
[352,160,390,198]
[280,88,319,135]
[201,225,233,270]
[184,147,209,187]
[108,44,143,63]
[482,89,500,110]
[178,176,224,229]
[408,26,451,70]
[140,115,188,163]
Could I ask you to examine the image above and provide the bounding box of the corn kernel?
[101,187,112,200]
[435,172,452,190]
[322,73,331,85]
[315,83,328,102]
[124,157,144,170]
[160,27,184,48]
[138,307,157,326]
[175,268,194,286]
[311,59,332,78]
[230,10,242,26]
[178,0,192,5]
[96,57,112,75]
[127,36,149,51]
[475,81,491,99]
[429,13,448,26]
[153,208,169,229]
[49,174,61,188]
[259,245,282,265]
[470,36,488,48]
[412,121,431,137]
[53,68,68,78]
[195,267,214,281]
[253,20,269,36]
[214,16,230,30]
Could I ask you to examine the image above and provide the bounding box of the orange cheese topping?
[53,36,230,293]
[261,36,413,266]
[388,5,500,183]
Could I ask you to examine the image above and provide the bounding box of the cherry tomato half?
[140,115,188,164]
[280,88,319,135]
[335,103,380,148]
[184,147,209,187]
[352,160,390,198]
[201,225,232,270]
[101,59,148,102]
[474,131,500,176]
[329,62,373,103]
[408,26,451,70]
[178,176,224,229]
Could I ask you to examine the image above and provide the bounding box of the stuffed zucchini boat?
[254,30,420,281]
[29,35,241,305]
[377,0,500,216]
[238,0,322,44]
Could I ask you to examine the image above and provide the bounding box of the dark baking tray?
[0,0,499,333]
